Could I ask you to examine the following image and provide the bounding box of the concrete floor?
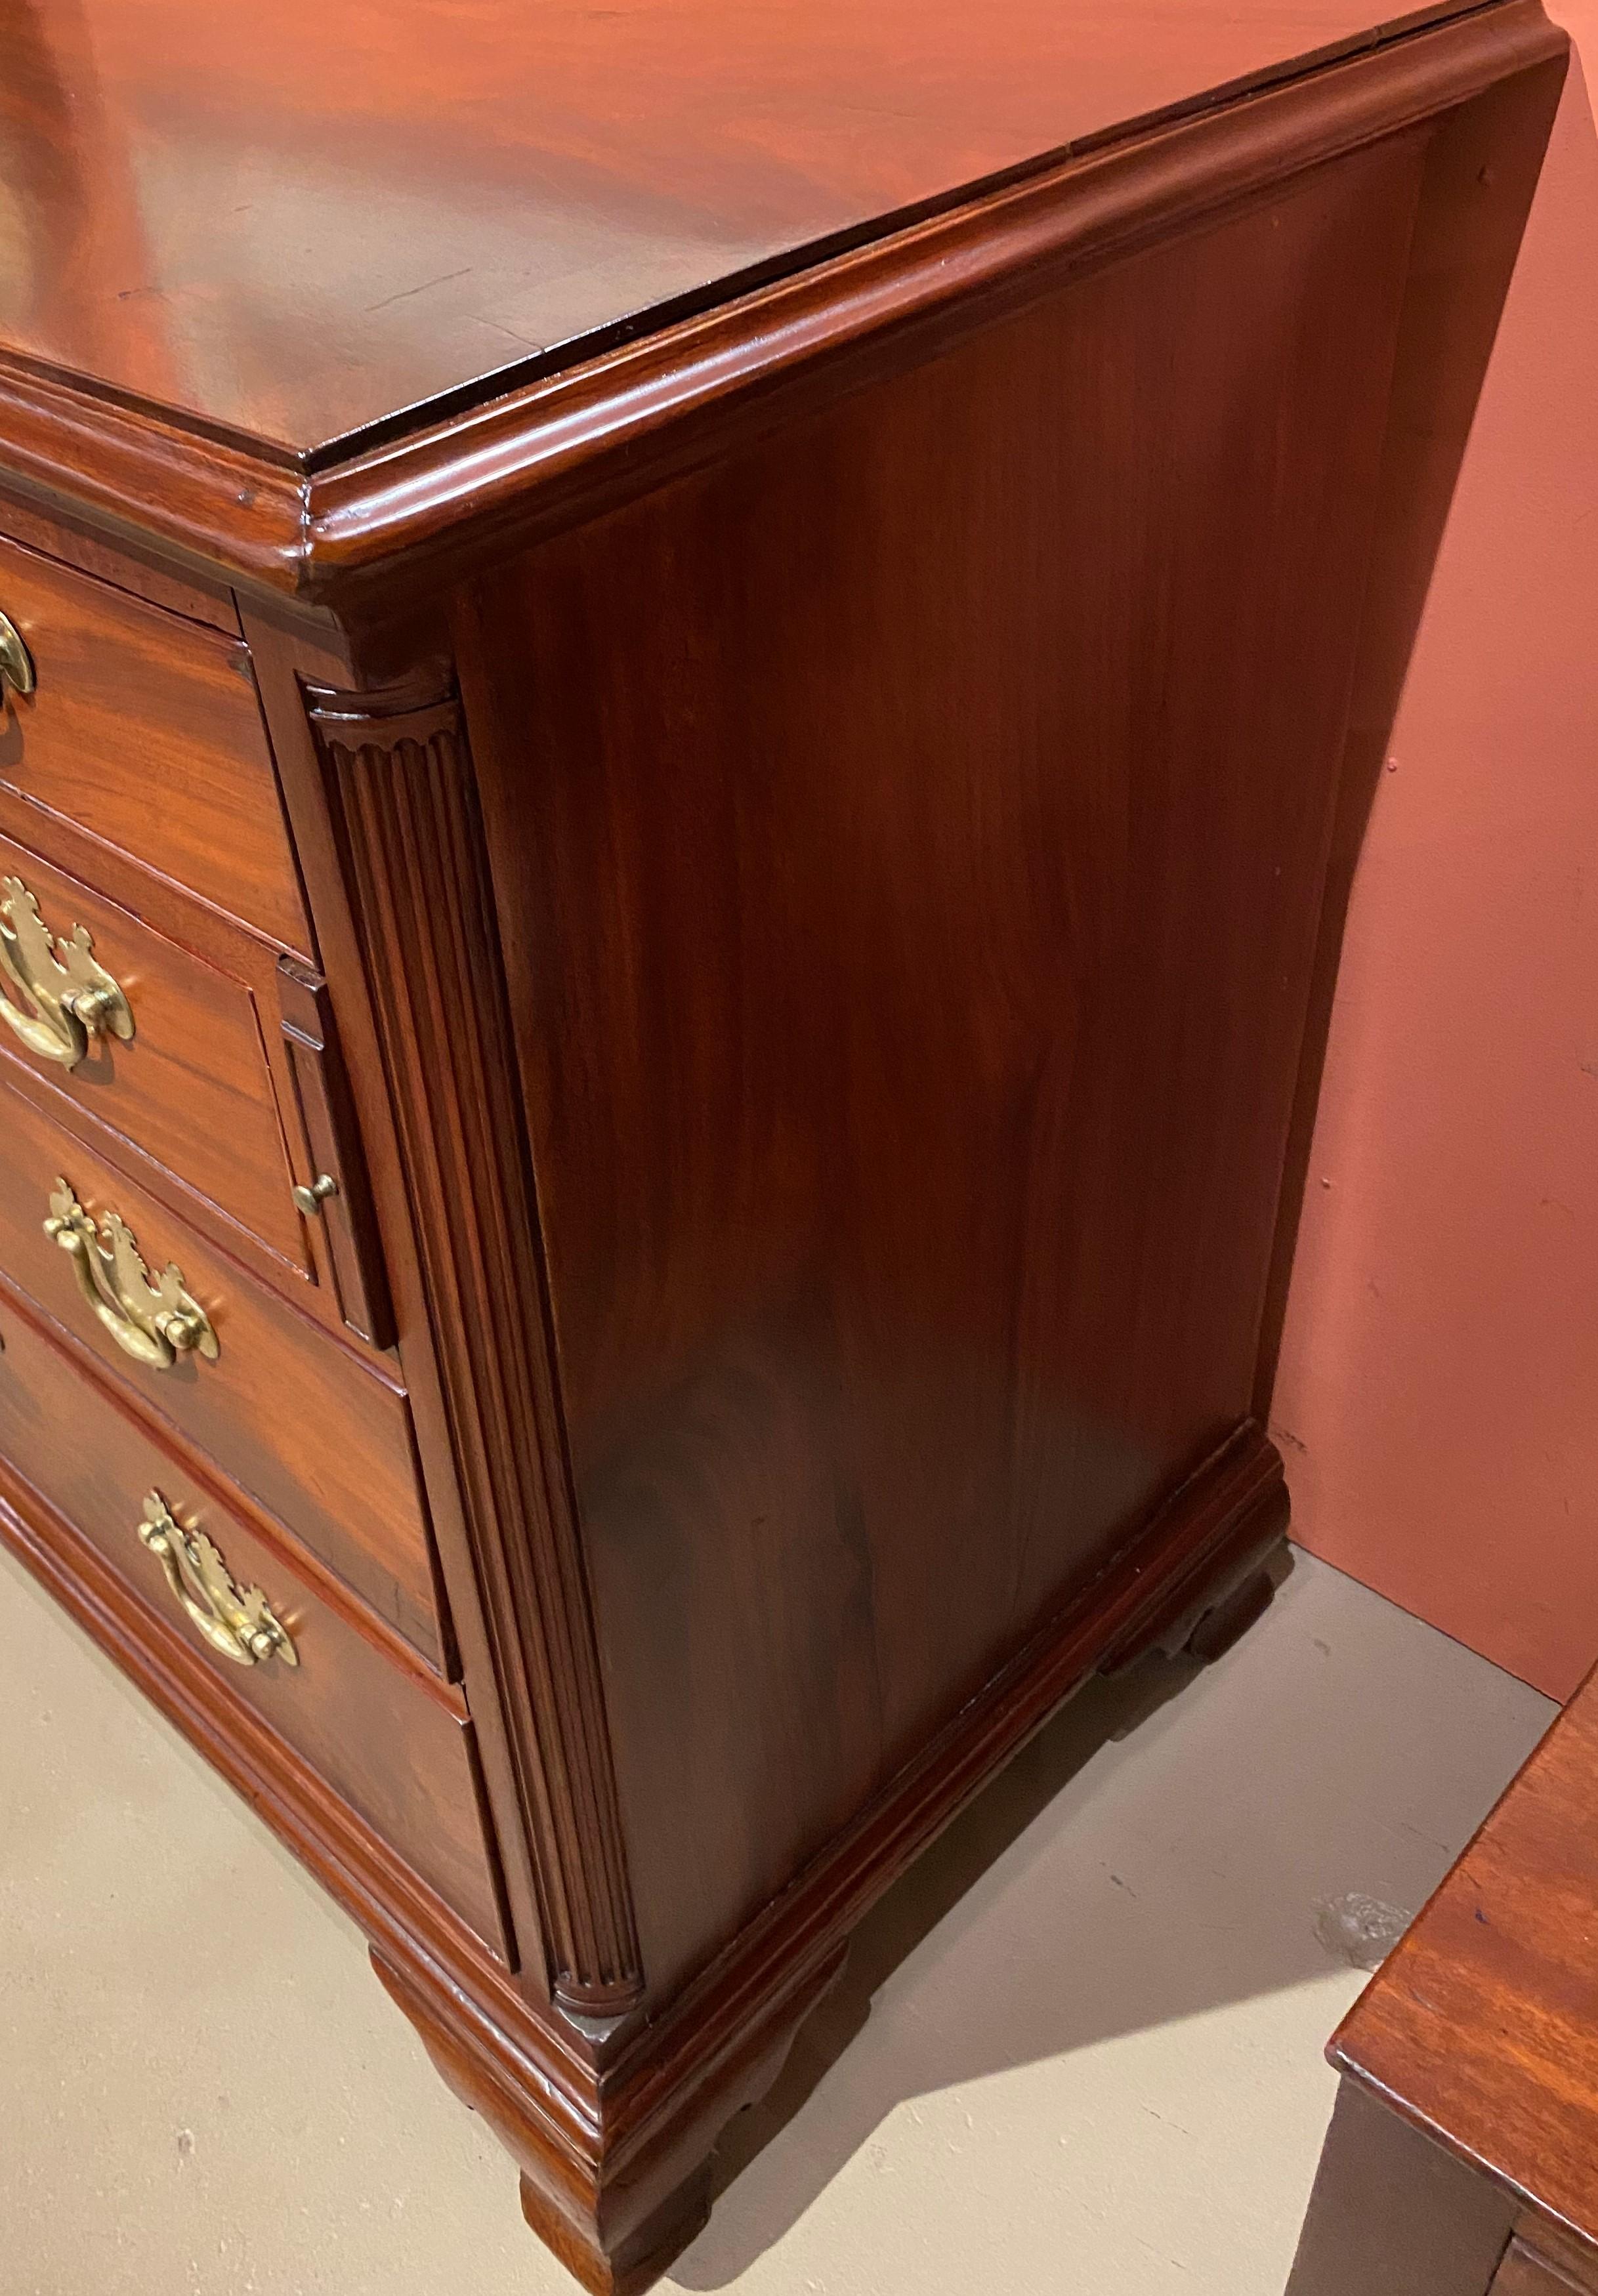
[0,1543,1555,2296]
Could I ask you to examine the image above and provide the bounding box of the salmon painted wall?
[1273,7,1598,1700]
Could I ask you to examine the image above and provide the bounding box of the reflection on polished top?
[0,0,1473,461]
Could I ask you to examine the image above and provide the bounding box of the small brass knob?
[293,1173,339,1217]
[0,612,35,701]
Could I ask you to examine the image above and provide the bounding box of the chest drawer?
[0,1289,508,1957]
[0,1073,446,1668]
[0,532,308,953]
[0,831,310,1270]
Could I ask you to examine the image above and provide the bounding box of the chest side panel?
[457,135,1428,1999]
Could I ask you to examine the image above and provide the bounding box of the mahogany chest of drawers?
[0,1,1565,2284]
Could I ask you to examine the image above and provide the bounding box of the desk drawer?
[0,1289,507,1955]
[0,829,308,1268]
[0,1072,446,1668]
[0,532,308,953]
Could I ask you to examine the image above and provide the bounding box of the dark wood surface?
[0,805,377,1338]
[0,0,1554,607]
[276,954,396,1349]
[459,121,1423,2002]
[0,5,1568,2291]
[1251,7,1580,1422]
[0,1072,446,1664]
[1289,1661,1598,2293]
[0,1279,507,1950]
[1328,1663,1598,2272]
[1287,2080,1519,2296]
[1492,2244,1593,2295]
[0,487,240,631]
[0,0,1482,460]
[0,824,310,1268]
[0,533,307,949]
[309,671,642,2018]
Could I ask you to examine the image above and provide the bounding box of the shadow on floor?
[672,1551,1553,2286]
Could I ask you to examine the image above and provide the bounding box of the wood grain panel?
[0,1072,443,1665]
[459,131,1426,1999]
[277,955,396,1346]
[0,484,240,631]
[0,531,308,950]
[0,1285,507,1954]
[0,826,307,1266]
[1492,2244,1591,2296]
[1511,2229,1598,2295]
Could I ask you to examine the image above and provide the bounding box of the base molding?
[375,1940,850,2295]
[378,1418,1288,2287]
[2,1407,1286,2291]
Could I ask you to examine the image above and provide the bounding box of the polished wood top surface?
[1334,1667,1598,2246]
[0,0,1477,460]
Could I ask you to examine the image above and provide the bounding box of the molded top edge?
[0,0,1483,467]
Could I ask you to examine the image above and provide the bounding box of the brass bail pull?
[43,1179,219,1370]
[0,877,135,1070]
[0,610,35,702]
[137,1492,297,1669]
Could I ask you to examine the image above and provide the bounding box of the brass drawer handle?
[0,611,35,701]
[0,876,134,1069]
[44,1178,219,1369]
[137,1491,297,1669]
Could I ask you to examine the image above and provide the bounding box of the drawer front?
[0,830,308,1268]
[0,1074,445,1668]
[0,532,308,953]
[0,1289,507,1955]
